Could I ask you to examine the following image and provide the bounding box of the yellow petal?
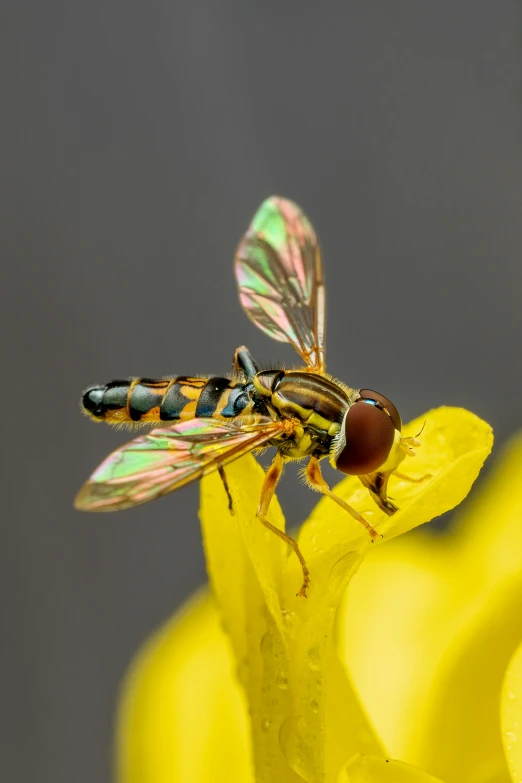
[453,431,522,585]
[116,591,254,783]
[325,651,385,781]
[389,565,520,783]
[339,755,447,783]
[198,408,490,781]
[336,534,454,761]
[409,436,522,783]
[301,407,492,551]
[308,406,491,760]
[339,433,522,783]
[501,638,522,783]
[200,455,296,781]
[118,407,491,782]
[200,455,383,783]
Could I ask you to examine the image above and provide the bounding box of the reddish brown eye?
[359,389,402,431]
[335,401,396,475]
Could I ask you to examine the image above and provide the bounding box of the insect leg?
[257,451,310,598]
[233,345,259,382]
[217,464,234,515]
[392,470,432,483]
[359,472,398,515]
[306,456,382,541]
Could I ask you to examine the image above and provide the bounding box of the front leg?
[359,471,398,516]
[393,470,432,483]
[306,456,381,540]
[232,345,259,382]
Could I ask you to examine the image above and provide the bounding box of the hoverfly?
[75,197,420,597]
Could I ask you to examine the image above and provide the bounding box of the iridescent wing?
[75,416,284,512]
[234,196,326,372]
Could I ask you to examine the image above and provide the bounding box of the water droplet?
[261,718,271,733]
[508,690,517,700]
[307,646,321,671]
[506,731,518,743]
[277,673,289,689]
[329,550,362,597]
[282,609,297,634]
[278,714,312,779]
[310,699,319,713]
[260,632,274,664]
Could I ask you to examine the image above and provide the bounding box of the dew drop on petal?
[260,631,276,664]
[307,647,321,671]
[281,609,297,635]
[278,713,311,780]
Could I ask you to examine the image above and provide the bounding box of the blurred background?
[2,1,522,781]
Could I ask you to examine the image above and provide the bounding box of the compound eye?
[335,400,396,476]
[359,389,402,431]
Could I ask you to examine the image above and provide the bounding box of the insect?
[75,196,420,597]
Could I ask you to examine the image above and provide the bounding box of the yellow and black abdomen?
[82,376,251,425]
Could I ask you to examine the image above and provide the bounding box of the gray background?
[2,1,522,781]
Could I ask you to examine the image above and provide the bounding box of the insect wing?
[234,196,326,372]
[75,417,283,512]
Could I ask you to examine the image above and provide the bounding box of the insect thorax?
[254,370,349,459]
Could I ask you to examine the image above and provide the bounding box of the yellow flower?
[338,430,522,783]
[116,407,492,783]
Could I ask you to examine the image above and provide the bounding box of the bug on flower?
[75,197,420,596]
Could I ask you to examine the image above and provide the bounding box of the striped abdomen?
[82,376,252,425]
